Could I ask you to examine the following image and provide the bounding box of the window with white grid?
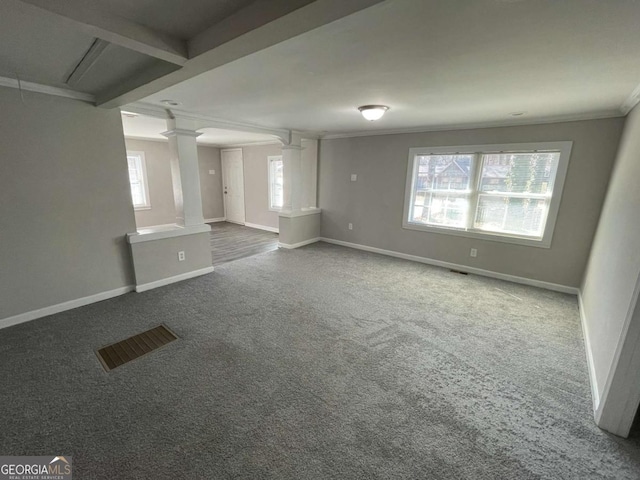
[268,155,284,210]
[403,142,572,247]
[127,151,150,210]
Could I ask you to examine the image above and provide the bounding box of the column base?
[278,209,321,249]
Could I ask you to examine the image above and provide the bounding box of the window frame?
[402,141,573,248]
[126,151,151,210]
[267,155,284,211]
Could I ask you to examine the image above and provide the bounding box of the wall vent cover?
[96,325,178,371]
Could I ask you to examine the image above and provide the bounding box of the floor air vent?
[96,325,178,371]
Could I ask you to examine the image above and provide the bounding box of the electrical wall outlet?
[350,174,357,182]
[348,223,353,230]
[209,169,215,175]
[470,248,478,258]
[178,251,186,261]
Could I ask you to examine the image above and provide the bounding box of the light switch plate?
[350,174,357,182]
[209,170,215,175]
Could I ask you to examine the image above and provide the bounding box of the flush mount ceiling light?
[358,105,389,121]
[160,99,181,107]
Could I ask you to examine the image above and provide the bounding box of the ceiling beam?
[15,0,188,66]
[97,0,388,108]
[621,83,640,115]
[187,0,317,58]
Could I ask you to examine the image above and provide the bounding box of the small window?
[268,155,284,210]
[403,142,572,248]
[127,151,150,210]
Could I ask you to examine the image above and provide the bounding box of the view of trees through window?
[410,150,559,238]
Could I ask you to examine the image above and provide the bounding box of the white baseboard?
[0,285,134,331]
[135,266,215,293]
[278,237,321,249]
[319,237,579,295]
[204,217,225,223]
[578,291,601,412]
[245,222,279,233]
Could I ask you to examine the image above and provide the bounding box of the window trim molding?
[127,150,151,210]
[267,155,283,212]
[402,141,573,248]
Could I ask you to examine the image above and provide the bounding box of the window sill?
[134,206,152,211]
[127,223,211,244]
[279,208,321,218]
[402,221,551,248]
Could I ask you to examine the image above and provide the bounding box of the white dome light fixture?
[358,105,389,121]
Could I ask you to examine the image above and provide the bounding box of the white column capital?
[281,131,303,148]
[161,128,203,138]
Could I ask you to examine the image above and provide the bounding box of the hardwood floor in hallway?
[208,221,279,266]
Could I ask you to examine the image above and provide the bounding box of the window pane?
[479,152,559,194]
[127,154,148,208]
[475,195,547,237]
[269,158,283,208]
[412,192,468,228]
[416,154,474,192]
[127,157,140,183]
[130,183,144,206]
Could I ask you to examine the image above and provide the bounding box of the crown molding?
[124,135,285,149]
[122,102,624,144]
[122,102,289,142]
[218,140,282,148]
[320,111,624,140]
[0,76,95,103]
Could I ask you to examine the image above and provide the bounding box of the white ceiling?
[121,114,279,146]
[0,1,94,87]
[99,0,257,40]
[0,0,180,95]
[142,0,640,135]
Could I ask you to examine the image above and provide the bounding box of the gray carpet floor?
[1,243,639,479]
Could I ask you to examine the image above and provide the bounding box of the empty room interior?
[1,0,640,478]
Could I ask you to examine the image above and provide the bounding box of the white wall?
[0,87,136,321]
[241,144,282,230]
[197,145,224,221]
[124,138,224,227]
[240,140,317,230]
[318,118,624,288]
[126,139,177,227]
[581,105,640,436]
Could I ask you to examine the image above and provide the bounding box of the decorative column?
[162,118,205,227]
[279,133,321,249]
[301,139,318,209]
[282,132,304,213]
[126,116,212,293]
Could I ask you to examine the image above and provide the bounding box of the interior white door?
[221,149,246,224]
